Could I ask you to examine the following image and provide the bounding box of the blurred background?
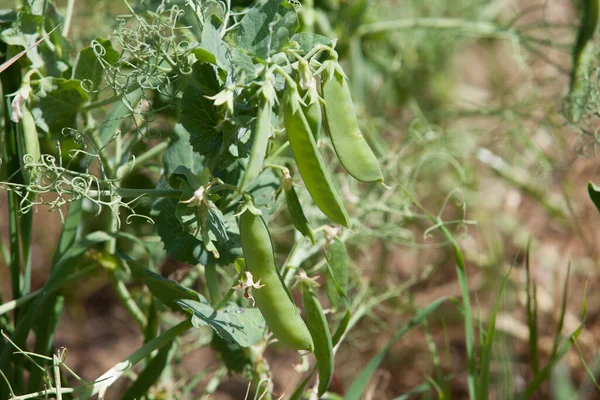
[2,0,600,399]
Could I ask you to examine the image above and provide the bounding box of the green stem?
[357,18,516,39]
[108,271,147,328]
[205,261,221,306]
[115,141,169,178]
[61,0,76,37]
[213,270,244,311]
[9,388,75,400]
[82,94,124,111]
[86,188,182,198]
[0,266,96,316]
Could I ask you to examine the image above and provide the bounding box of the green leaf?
[168,165,210,190]
[303,284,334,396]
[73,37,118,92]
[151,180,209,266]
[588,182,600,214]
[200,20,231,80]
[236,0,298,58]
[291,33,332,54]
[0,11,44,68]
[181,63,221,158]
[152,180,245,266]
[211,335,252,374]
[230,46,258,83]
[31,77,89,134]
[163,123,207,177]
[124,255,200,310]
[325,238,349,310]
[345,297,449,400]
[270,1,299,53]
[176,299,266,347]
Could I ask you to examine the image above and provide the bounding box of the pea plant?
[0,0,397,398]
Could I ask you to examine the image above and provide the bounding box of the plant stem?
[9,388,75,400]
[357,18,516,39]
[205,261,222,306]
[62,0,76,37]
[86,188,182,198]
[115,141,169,178]
[0,266,96,316]
[108,271,147,328]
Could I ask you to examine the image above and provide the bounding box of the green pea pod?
[283,87,350,227]
[566,0,599,123]
[325,237,349,310]
[16,105,40,184]
[321,60,383,183]
[302,283,334,397]
[302,90,322,141]
[284,174,315,244]
[240,100,272,191]
[239,209,314,351]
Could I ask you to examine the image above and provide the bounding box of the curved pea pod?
[239,209,314,351]
[321,60,383,183]
[283,174,315,244]
[302,283,334,397]
[283,87,350,228]
[240,100,272,191]
[566,0,599,123]
[16,105,41,184]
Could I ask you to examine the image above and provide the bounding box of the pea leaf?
[181,62,222,159]
[176,299,266,347]
[151,179,209,266]
[291,33,332,54]
[211,335,252,374]
[73,37,119,92]
[200,18,231,80]
[0,11,44,68]
[325,238,349,310]
[124,254,200,309]
[236,0,298,59]
[163,123,206,177]
[230,46,258,83]
[152,180,245,266]
[31,77,88,134]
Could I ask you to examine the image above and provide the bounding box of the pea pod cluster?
[238,208,314,351]
[283,86,350,227]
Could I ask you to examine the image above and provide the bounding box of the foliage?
[0,0,597,399]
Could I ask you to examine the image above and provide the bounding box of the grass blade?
[121,339,177,400]
[525,238,539,375]
[345,297,449,400]
[478,264,513,399]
